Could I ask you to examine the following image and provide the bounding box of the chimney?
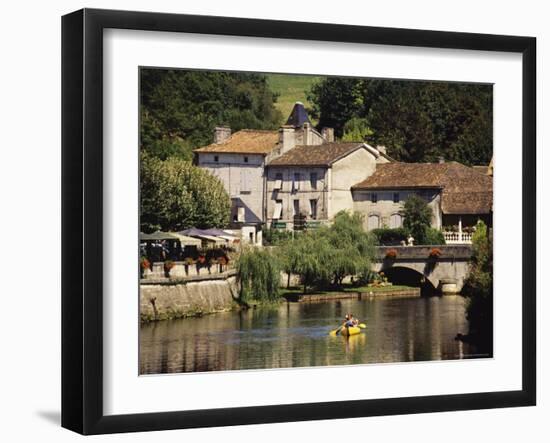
[214,126,231,144]
[377,145,387,155]
[322,127,335,143]
[278,125,296,154]
[303,122,312,145]
[438,156,445,164]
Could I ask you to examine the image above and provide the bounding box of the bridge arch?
[379,265,437,295]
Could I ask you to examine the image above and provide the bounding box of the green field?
[266,74,323,124]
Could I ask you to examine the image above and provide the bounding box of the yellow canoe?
[340,326,361,337]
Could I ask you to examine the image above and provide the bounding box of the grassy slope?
[266,74,322,124]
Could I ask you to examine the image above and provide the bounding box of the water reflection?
[139,295,488,374]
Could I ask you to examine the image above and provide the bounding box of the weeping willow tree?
[236,247,281,302]
[278,211,375,292]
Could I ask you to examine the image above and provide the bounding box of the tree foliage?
[279,211,375,291]
[462,221,493,343]
[308,78,492,165]
[140,69,282,160]
[140,153,231,232]
[400,194,433,245]
[236,247,281,302]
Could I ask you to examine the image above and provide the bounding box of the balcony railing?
[443,231,473,244]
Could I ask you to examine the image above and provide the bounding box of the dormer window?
[244,156,249,163]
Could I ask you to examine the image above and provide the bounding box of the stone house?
[195,101,492,245]
[266,142,390,229]
[351,161,493,243]
[194,102,330,243]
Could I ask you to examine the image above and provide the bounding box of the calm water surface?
[140,295,489,374]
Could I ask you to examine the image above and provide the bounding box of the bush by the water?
[462,221,493,344]
[236,247,281,302]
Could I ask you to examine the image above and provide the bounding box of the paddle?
[330,323,366,335]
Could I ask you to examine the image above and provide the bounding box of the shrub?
[401,194,433,245]
[429,247,442,258]
[371,227,409,245]
[140,257,151,270]
[424,227,446,245]
[163,260,175,277]
[262,228,295,246]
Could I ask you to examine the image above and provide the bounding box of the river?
[139,295,490,374]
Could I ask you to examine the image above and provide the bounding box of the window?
[390,213,403,228]
[214,155,219,162]
[367,214,380,230]
[240,169,250,193]
[310,199,318,219]
[293,199,300,217]
[393,192,399,203]
[310,172,318,190]
[293,173,301,191]
[371,193,378,203]
[273,200,283,219]
[244,156,249,163]
[237,207,245,222]
[274,172,283,190]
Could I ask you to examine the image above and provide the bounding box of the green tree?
[140,69,282,160]
[237,247,281,302]
[462,221,493,345]
[279,211,375,291]
[321,212,375,286]
[400,194,433,245]
[309,78,493,165]
[341,117,374,142]
[140,153,231,232]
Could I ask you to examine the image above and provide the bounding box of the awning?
[140,231,179,241]
[195,234,227,246]
[167,233,202,247]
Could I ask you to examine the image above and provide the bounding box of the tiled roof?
[268,142,364,167]
[472,165,489,175]
[194,130,279,155]
[352,162,493,214]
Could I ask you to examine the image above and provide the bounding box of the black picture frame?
[62,8,536,435]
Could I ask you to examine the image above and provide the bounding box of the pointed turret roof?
[285,102,312,127]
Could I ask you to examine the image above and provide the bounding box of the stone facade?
[352,189,442,231]
[196,152,266,225]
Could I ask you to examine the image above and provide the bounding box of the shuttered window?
[273,200,283,219]
[367,214,380,230]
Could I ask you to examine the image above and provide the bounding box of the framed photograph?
[62,8,536,435]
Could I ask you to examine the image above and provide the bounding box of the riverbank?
[280,285,420,302]
[140,273,420,322]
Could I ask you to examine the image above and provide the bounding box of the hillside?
[266,73,322,124]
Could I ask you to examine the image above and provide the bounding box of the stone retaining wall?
[140,271,239,322]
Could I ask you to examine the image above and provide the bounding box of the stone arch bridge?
[373,245,473,294]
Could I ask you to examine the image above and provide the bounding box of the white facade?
[196,152,266,224]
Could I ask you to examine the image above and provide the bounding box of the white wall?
[197,153,265,223]
[0,1,547,442]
